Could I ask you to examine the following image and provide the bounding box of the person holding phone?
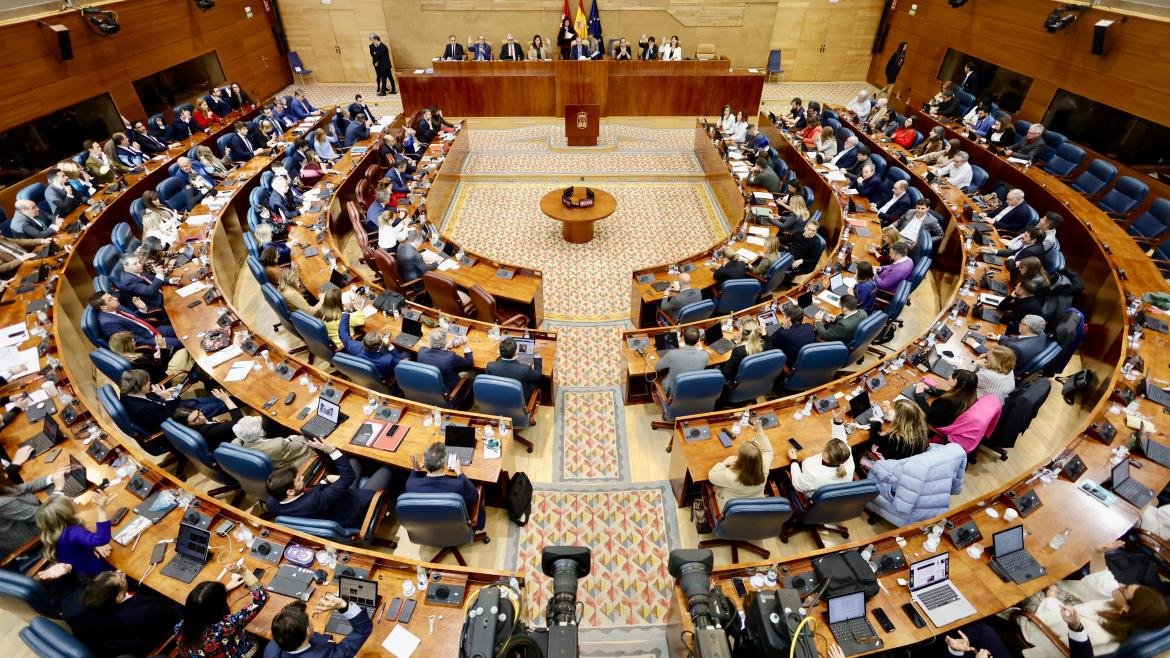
[707,420,774,509]
[178,562,269,658]
[266,592,373,658]
[407,442,484,529]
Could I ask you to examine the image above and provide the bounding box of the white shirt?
[847,97,872,118]
[899,213,927,243]
[937,161,973,189]
[789,424,854,494]
[730,121,748,143]
[1023,569,1120,658]
[878,191,904,214]
[990,201,1019,224]
[661,44,682,61]
[720,114,737,133]
[377,221,410,250]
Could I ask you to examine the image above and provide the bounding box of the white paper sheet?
[175,281,209,298]
[747,226,770,237]
[381,624,421,657]
[225,361,254,382]
[0,323,29,347]
[204,344,243,368]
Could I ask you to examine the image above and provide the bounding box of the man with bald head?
[873,179,913,224]
[500,34,525,60]
[173,156,215,211]
[11,199,61,239]
[832,136,861,169]
[982,189,1033,233]
[469,34,493,61]
[659,272,702,322]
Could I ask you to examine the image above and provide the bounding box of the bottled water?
[1049,528,1071,551]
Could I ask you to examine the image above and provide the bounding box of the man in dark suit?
[785,220,824,276]
[206,87,232,117]
[500,34,526,60]
[850,164,884,203]
[269,176,302,219]
[405,442,484,529]
[130,120,169,154]
[873,180,913,224]
[60,570,182,658]
[468,34,493,61]
[118,369,229,433]
[266,442,391,527]
[171,108,199,140]
[267,594,373,658]
[113,254,169,316]
[291,90,321,118]
[990,226,1045,265]
[441,34,466,61]
[45,169,80,219]
[11,199,61,239]
[415,109,438,144]
[843,147,871,181]
[831,136,860,169]
[384,160,410,195]
[486,337,542,399]
[262,105,292,133]
[813,294,868,342]
[347,94,376,124]
[396,230,437,281]
[983,188,1033,233]
[417,329,474,397]
[344,115,370,147]
[638,35,658,60]
[176,156,215,199]
[339,313,404,382]
[369,34,395,95]
[569,38,590,60]
[959,62,979,95]
[613,38,634,60]
[997,279,1044,336]
[658,272,702,321]
[89,292,179,348]
[997,314,1049,374]
[769,303,816,363]
[226,122,263,162]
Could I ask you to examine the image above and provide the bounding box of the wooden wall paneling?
[279,0,388,84]
[554,60,608,116]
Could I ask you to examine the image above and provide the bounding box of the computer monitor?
[336,575,377,607]
[829,272,844,291]
[797,291,814,308]
[317,398,340,424]
[992,525,1025,558]
[66,455,87,488]
[1111,459,1131,488]
[827,591,866,624]
[848,390,871,419]
[513,338,536,358]
[400,315,423,337]
[175,523,211,561]
[444,424,476,449]
[908,553,949,591]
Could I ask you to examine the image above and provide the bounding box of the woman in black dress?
[557,17,575,60]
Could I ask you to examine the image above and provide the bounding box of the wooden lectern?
[564,103,599,147]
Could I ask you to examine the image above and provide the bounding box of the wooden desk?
[539,187,616,243]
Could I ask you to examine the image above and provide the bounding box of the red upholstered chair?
[345,201,374,261]
[423,271,473,318]
[355,179,371,209]
[372,250,422,299]
[469,284,528,328]
[364,163,383,188]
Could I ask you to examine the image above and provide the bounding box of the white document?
[204,344,243,368]
[0,323,29,347]
[175,281,208,298]
[382,624,421,657]
[225,361,254,382]
[186,214,213,226]
[747,226,770,237]
[826,171,848,182]
[420,250,441,265]
[746,236,767,247]
[1006,157,1031,165]
[752,191,774,200]
[735,247,758,262]
[0,347,38,380]
[437,258,460,271]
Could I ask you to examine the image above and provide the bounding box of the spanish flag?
[574,0,588,38]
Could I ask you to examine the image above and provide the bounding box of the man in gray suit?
[655,326,709,395]
[747,155,783,194]
[813,294,868,342]
[395,229,436,282]
[10,200,61,239]
[659,272,702,322]
[45,169,80,219]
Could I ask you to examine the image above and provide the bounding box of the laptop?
[444,424,476,466]
[60,455,90,498]
[654,332,679,353]
[990,525,1047,584]
[324,576,380,635]
[1142,377,1170,409]
[848,390,876,425]
[757,310,780,335]
[1135,433,1170,469]
[980,273,1010,295]
[26,398,57,423]
[828,272,849,297]
[974,304,1003,325]
[1109,459,1155,508]
[513,337,537,365]
[704,324,734,355]
[907,553,976,627]
[391,313,424,349]
[826,591,881,655]
[928,349,957,379]
[798,291,819,318]
[301,397,346,440]
[160,523,212,583]
[19,417,61,457]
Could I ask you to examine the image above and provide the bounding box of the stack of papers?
[745,236,767,247]
[752,192,774,201]
[437,258,460,271]
[382,625,421,657]
[186,214,213,225]
[735,247,758,261]
[747,226,770,237]
[826,171,848,182]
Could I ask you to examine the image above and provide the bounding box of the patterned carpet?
[555,387,629,482]
[548,324,626,388]
[444,182,725,322]
[509,482,680,628]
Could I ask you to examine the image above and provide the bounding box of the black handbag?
[812,550,879,599]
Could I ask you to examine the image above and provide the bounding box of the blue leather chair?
[89,348,132,384]
[395,361,469,409]
[97,384,168,455]
[148,112,168,133]
[333,352,393,395]
[167,163,181,178]
[261,283,302,338]
[156,177,188,211]
[1069,159,1117,196]
[111,222,139,254]
[801,185,815,208]
[260,171,274,190]
[16,184,52,217]
[473,375,538,452]
[1115,626,1170,658]
[1098,175,1149,218]
[174,103,195,117]
[906,186,924,205]
[882,280,912,323]
[698,486,792,562]
[20,616,93,658]
[212,443,276,504]
[246,256,266,286]
[727,350,786,405]
[651,370,725,439]
[783,342,849,392]
[1023,205,1040,230]
[909,257,932,292]
[759,253,793,295]
[0,571,58,619]
[657,298,715,326]
[1127,198,1170,246]
[243,232,260,260]
[0,207,13,238]
[954,90,976,116]
[715,279,761,314]
[824,117,841,132]
[964,165,988,194]
[846,311,888,365]
[836,126,854,144]
[93,275,114,295]
[869,152,887,177]
[1018,342,1060,378]
[1042,142,1084,177]
[216,134,235,158]
[247,206,265,231]
[780,480,879,548]
[1013,119,1031,137]
[290,310,335,363]
[909,130,924,149]
[92,244,120,278]
[249,187,269,209]
[912,230,933,262]
[1039,130,1067,164]
[81,306,106,348]
[276,494,392,546]
[884,166,911,190]
[129,198,145,229]
[395,492,488,566]
[161,420,239,498]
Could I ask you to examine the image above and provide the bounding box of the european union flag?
[588,0,602,43]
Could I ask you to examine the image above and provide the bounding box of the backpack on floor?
[507,472,533,526]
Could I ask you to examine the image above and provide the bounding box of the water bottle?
[431,408,441,427]
[1048,527,1070,550]
[362,398,377,416]
[488,324,500,341]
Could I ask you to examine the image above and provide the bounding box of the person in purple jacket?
[36,490,112,578]
[874,242,913,291]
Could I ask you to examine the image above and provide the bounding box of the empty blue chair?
[699,490,793,562]
[161,420,239,497]
[822,109,837,121]
[954,90,976,116]
[261,283,301,338]
[111,222,139,254]
[187,145,203,160]
[333,352,392,395]
[92,244,120,277]
[213,443,276,504]
[1045,247,1065,273]
[290,310,335,363]
[780,480,879,548]
[1070,159,1117,196]
[1014,119,1031,137]
[912,230,933,262]
[89,348,132,384]
[289,51,315,85]
[909,257,931,292]
[249,187,269,209]
[783,342,849,392]
[1042,142,1085,177]
[129,198,146,228]
[20,616,94,658]
[1019,342,1061,378]
[727,350,786,404]
[1127,198,1170,245]
[906,186,924,205]
[1114,626,1170,658]
[243,232,260,260]
[824,117,842,132]
[396,492,488,566]
[964,165,988,194]
[651,370,725,437]
[93,275,114,295]
[246,256,266,285]
[216,134,235,158]
[801,185,815,207]
[395,361,467,409]
[846,311,888,365]
[260,171,274,190]
[766,49,783,81]
[0,571,58,620]
[868,152,887,177]
[1098,176,1149,218]
[657,298,715,326]
[156,176,188,211]
[760,253,794,295]
[1023,205,1041,230]
[1040,130,1067,164]
[883,280,911,323]
[473,374,538,453]
[16,184,53,217]
[884,166,911,189]
[716,279,762,314]
[81,306,106,348]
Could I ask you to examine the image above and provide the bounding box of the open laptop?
[704,324,734,355]
[444,424,476,466]
[654,332,679,353]
[990,525,1047,584]
[391,313,424,349]
[1141,377,1170,409]
[798,291,819,318]
[514,337,537,365]
[1135,432,1170,468]
[848,390,876,425]
[826,591,881,655]
[60,455,91,498]
[907,553,976,627]
[324,576,380,635]
[19,417,61,457]
[828,272,850,297]
[160,523,212,583]
[757,310,780,336]
[301,397,346,440]
[1109,459,1155,508]
[928,349,957,379]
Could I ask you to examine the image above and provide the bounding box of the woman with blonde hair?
[56,160,96,201]
[974,344,1016,402]
[855,398,929,466]
[749,235,782,275]
[0,454,66,557]
[312,127,339,162]
[773,194,810,236]
[790,410,855,494]
[278,265,321,316]
[815,125,838,160]
[194,145,231,180]
[868,225,905,265]
[719,318,767,381]
[140,189,181,247]
[708,420,774,508]
[320,288,362,348]
[37,491,113,578]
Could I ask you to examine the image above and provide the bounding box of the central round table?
[539,187,617,244]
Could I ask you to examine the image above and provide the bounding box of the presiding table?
[539,187,616,243]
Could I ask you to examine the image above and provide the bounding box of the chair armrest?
[356,489,387,542]
[501,312,528,328]
[446,376,470,402]
[0,536,41,570]
[651,379,671,408]
[1012,609,1071,658]
[468,484,485,528]
[701,483,722,526]
[402,276,425,289]
[525,389,541,419]
[766,480,781,498]
[298,454,326,484]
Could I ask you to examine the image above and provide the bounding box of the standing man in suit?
[368,33,395,95]
[873,180,912,224]
[266,441,391,527]
[45,168,80,219]
[348,94,376,124]
[171,108,199,140]
[441,34,466,61]
[500,34,526,60]
[10,200,61,239]
[654,327,709,395]
[396,229,437,281]
[659,272,702,322]
[343,114,370,148]
[813,295,867,342]
[959,62,979,95]
[417,329,474,399]
[468,34,493,61]
[487,337,542,399]
[266,594,372,658]
[982,188,1033,232]
[995,315,1049,374]
[118,369,229,433]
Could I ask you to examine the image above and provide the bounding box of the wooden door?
[329,9,371,83]
[285,8,345,82]
[817,2,883,80]
[790,4,831,81]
